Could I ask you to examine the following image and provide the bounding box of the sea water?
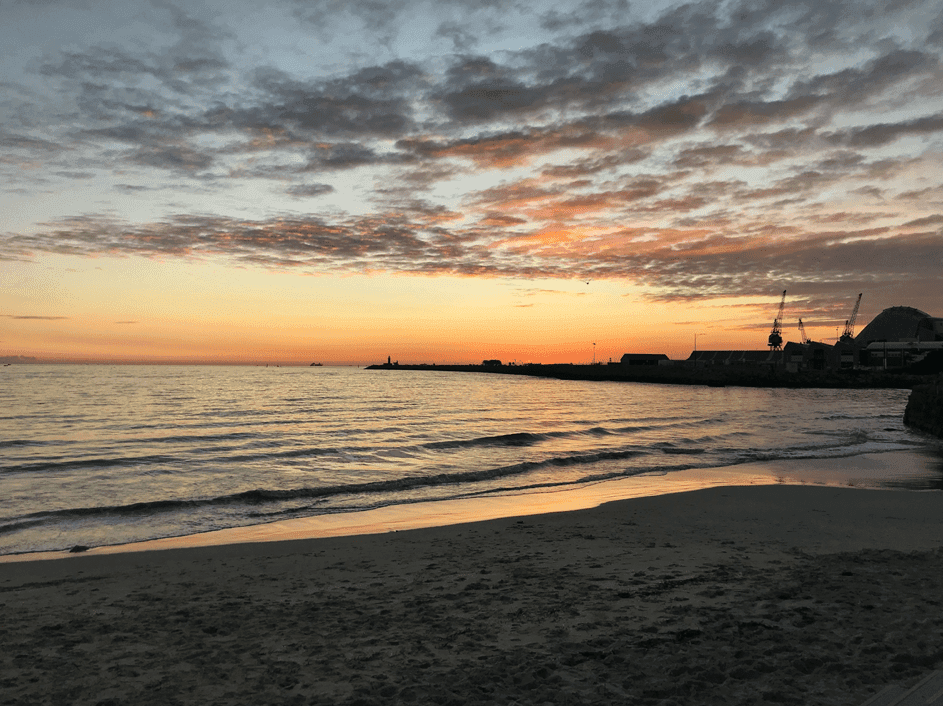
[1,364,940,555]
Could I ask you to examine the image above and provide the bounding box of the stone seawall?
[903,374,943,439]
[367,363,932,390]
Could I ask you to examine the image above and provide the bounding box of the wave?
[130,431,264,445]
[1,454,180,475]
[0,431,264,454]
[0,517,47,536]
[0,439,43,449]
[4,447,652,530]
[423,431,546,449]
[659,447,707,455]
[422,426,612,451]
[0,442,377,474]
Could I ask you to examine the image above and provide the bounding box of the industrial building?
[620,353,670,366]
[855,306,943,345]
[862,341,943,369]
[853,306,943,369]
[683,301,943,373]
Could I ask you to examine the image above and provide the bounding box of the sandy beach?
[3,484,943,706]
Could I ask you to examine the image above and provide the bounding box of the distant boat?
[310,362,323,367]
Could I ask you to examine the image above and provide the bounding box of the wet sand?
[3,484,943,705]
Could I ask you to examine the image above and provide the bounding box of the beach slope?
[2,485,942,705]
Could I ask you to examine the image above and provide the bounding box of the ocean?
[2,364,940,556]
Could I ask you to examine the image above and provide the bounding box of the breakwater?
[366,362,931,389]
[903,374,943,438]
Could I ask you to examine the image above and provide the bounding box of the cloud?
[830,114,943,148]
[0,133,65,154]
[708,96,822,130]
[1,315,69,320]
[224,62,423,139]
[300,142,412,171]
[5,210,940,316]
[286,183,336,198]
[398,126,611,168]
[4,0,943,320]
[902,215,943,228]
[130,144,214,173]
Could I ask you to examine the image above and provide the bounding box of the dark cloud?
[478,213,528,227]
[708,96,822,130]
[673,144,770,169]
[852,186,885,200]
[902,215,943,228]
[1,133,65,153]
[5,0,943,319]
[38,3,233,103]
[437,73,566,123]
[222,61,422,139]
[55,171,95,180]
[130,144,213,173]
[789,49,939,107]
[40,46,155,82]
[540,0,631,32]
[831,114,943,148]
[15,0,940,188]
[632,231,943,306]
[633,95,710,136]
[6,210,940,315]
[300,142,411,171]
[896,185,943,201]
[542,151,646,177]
[398,127,601,168]
[435,21,478,51]
[291,0,519,47]
[286,183,335,198]
[208,95,413,139]
[1,315,69,320]
[4,213,482,274]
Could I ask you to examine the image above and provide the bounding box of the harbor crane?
[839,293,863,344]
[768,290,786,351]
[798,318,809,345]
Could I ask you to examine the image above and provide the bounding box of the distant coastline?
[365,362,933,389]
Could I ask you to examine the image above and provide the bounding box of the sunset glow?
[2,0,943,364]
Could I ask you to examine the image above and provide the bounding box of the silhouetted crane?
[768,290,786,351]
[839,293,863,343]
[798,318,809,345]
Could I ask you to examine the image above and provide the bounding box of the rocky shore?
[904,374,943,438]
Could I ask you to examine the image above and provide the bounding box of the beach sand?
[2,484,943,706]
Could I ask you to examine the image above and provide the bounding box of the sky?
[2,0,943,365]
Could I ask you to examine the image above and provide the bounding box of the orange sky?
[2,0,942,364]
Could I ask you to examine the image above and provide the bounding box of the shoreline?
[2,480,942,705]
[3,449,938,564]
